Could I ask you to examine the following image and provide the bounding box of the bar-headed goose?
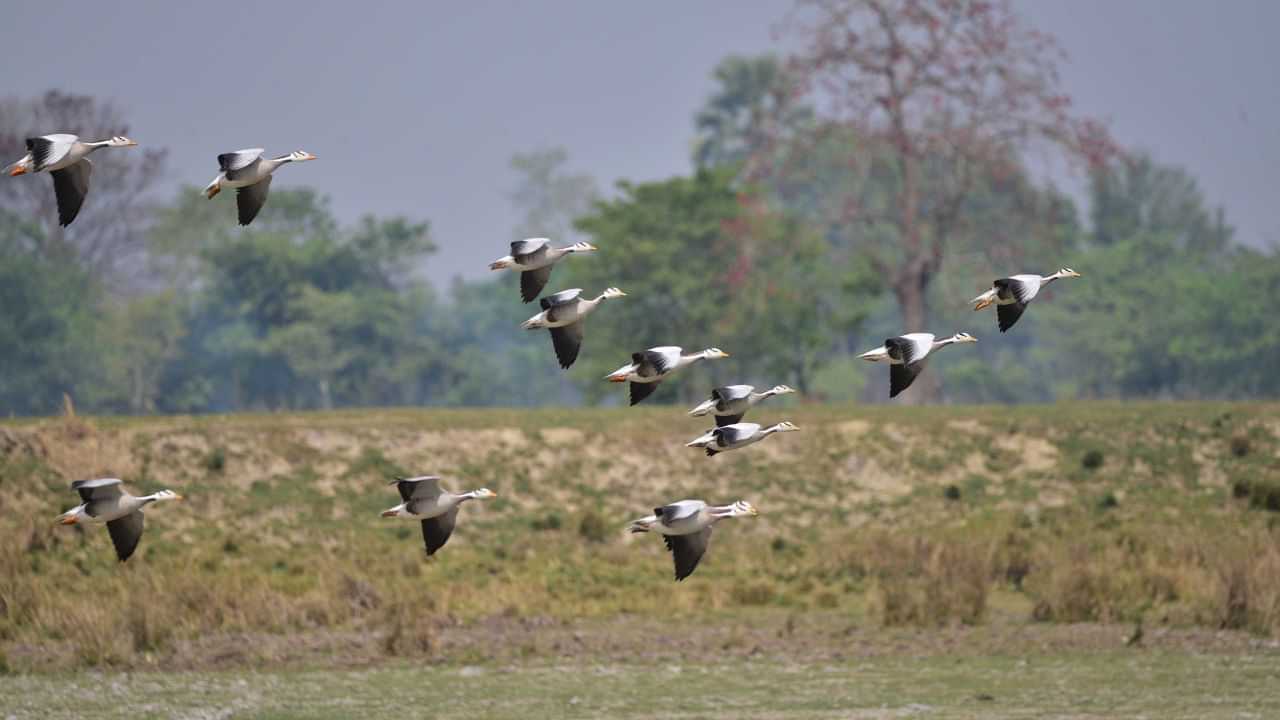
[689,384,796,426]
[971,268,1081,332]
[628,500,757,581]
[203,148,318,226]
[604,346,731,406]
[521,287,626,368]
[5,134,138,226]
[56,478,182,562]
[858,332,977,398]
[381,476,496,556]
[489,238,598,303]
[686,421,799,456]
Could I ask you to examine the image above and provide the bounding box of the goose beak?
[8,166,27,177]
[173,494,184,502]
[973,298,994,311]
[205,186,220,199]
[380,508,398,518]
[125,140,138,147]
[607,375,627,383]
[58,515,77,525]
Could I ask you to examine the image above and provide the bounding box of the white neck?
[762,423,788,436]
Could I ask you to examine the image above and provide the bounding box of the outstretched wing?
[656,500,705,524]
[549,322,585,369]
[714,413,745,427]
[520,266,553,303]
[664,527,713,581]
[996,301,1028,332]
[889,360,926,398]
[642,347,682,376]
[629,380,660,406]
[712,385,752,405]
[72,478,123,503]
[106,511,145,562]
[421,508,459,555]
[539,288,582,310]
[27,134,76,171]
[392,476,443,503]
[236,176,272,226]
[511,238,549,261]
[50,159,92,226]
[218,148,264,177]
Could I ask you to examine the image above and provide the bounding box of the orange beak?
[9,166,27,177]
[58,515,78,525]
[381,509,398,518]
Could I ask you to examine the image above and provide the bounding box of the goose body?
[604,346,730,405]
[688,384,796,426]
[202,148,318,225]
[5,134,138,226]
[627,499,757,581]
[971,268,1081,332]
[381,475,496,555]
[56,478,181,562]
[685,421,799,456]
[521,287,626,368]
[489,238,598,302]
[858,332,978,398]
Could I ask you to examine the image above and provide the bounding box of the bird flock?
[11,132,1080,581]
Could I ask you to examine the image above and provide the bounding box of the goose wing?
[885,334,934,364]
[236,176,272,226]
[629,380,660,406]
[106,511,145,562]
[714,413,744,427]
[27,134,76,171]
[511,238,549,262]
[539,288,582,310]
[995,276,1040,304]
[218,148,264,181]
[889,360,927,398]
[520,266,553,303]
[72,478,123,503]
[50,159,92,226]
[656,500,705,525]
[549,321,585,369]
[641,347,683,376]
[996,301,1028,332]
[712,385,752,405]
[420,507,458,555]
[664,527,713,581]
[718,423,759,445]
[391,475,443,503]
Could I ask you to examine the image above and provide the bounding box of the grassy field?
[5,644,1280,719]
[1,403,1279,715]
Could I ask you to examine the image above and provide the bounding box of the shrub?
[203,446,227,473]
[1081,449,1104,471]
[1229,435,1252,458]
[943,484,962,501]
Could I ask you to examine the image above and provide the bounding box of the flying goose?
[203,148,318,225]
[490,238,598,303]
[521,287,626,368]
[688,384,796,426]
[685,421,799,456]
[604,346,731,406]
[971,268,1081,332]
[628,500,758,581]
[56,478,182,562]
[858,332,978,398]
[381,476,497,556]
[5,134,138,226]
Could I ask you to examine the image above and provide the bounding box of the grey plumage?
[236,176,272,226]
[106,511,145,562]
[664,527,712,581]
[421,508,459,555]
[50,159,93,227]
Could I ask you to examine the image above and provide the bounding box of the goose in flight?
[55,478,182,562]
[203,148,318,225]
[5,134,137,226]
[521,287,626,368]
[686,421,799,456]
[971,268,1081,332]
[688,384,796,426]
[604,346,730,406]
[628,500,757,581]
[858,332,977,398]
[490,238,597,302]
[381,476,496,556]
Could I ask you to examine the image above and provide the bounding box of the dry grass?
[1,403,1279,670]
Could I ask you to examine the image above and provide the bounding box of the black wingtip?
[705,448,718,456]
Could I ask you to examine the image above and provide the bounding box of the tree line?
[2,2,1277,415]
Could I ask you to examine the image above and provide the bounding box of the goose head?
[151,489,183,502]
[108,136,138,148]
[600,287,627,300]
[771,421,800,434]
[288,150,318,162]
[714,500,759,518]
[701,348,730,360]
[1057,267,1082,278]
[471,488,498,500]
[769,385,797,396]
[950,332,978,344]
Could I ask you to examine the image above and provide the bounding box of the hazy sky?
[3,1,1276,286]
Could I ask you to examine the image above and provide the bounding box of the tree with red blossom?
[781,0,1116,401]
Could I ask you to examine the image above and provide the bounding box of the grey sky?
[3,1,1276,287]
